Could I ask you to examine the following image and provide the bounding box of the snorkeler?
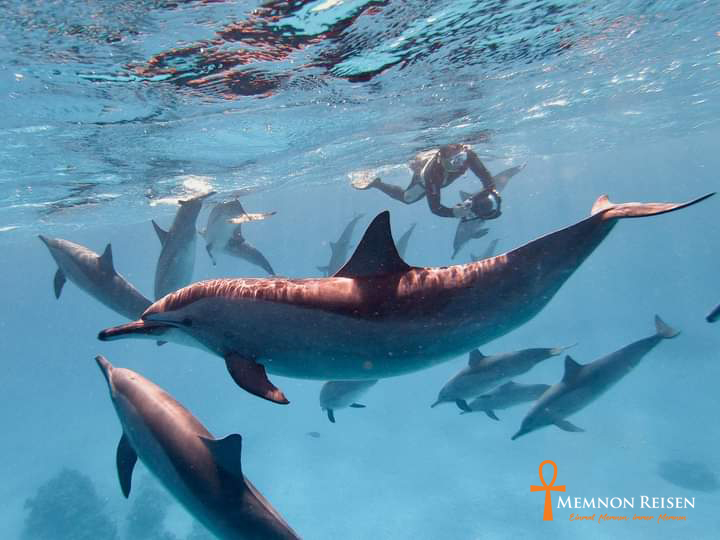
[351,144,502,220]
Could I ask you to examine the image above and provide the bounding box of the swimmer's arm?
[426,179,456,218]
[467,150,495,189]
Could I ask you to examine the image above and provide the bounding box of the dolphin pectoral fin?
[455,399,471,413]
[199,434,244,479]
[349,403,366,408]
[224,355,289,405]
[554,419,585,433]
[591,192,714,219]
[485,410,500,421]
[116,433,137,498]
[53,268,66,299]
[327,409,335,423]
[151,220,168,246]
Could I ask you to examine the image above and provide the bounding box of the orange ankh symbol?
[531,460,565,521]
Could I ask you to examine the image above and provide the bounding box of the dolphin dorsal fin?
[201,434,244,480]
[99,243,115,273]
[562,355,583,382]
[334,211,411,278]
[151,220,169,246]
[459,190,472,201]
[468,350,487,366]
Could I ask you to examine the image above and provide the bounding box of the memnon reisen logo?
[530,461,695,524]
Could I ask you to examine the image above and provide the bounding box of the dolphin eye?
[181,317,193,327]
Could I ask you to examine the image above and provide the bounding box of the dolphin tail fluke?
[53,268,66,299]
[455,399,471,413]
[205,243,217,266]
[327,409,335,423]
[591,193,715,220]
[654,315,680,339]
[707,303,720,323]
[554,419,585,433]
[349,403,366,408]
[116,433,137,498]
[224,354,289,405]
[485,410,500,421]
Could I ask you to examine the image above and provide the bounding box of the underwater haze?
[1,1,719,539]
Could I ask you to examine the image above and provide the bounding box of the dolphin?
[452,164,525,259]
[317,214,364,276]
[200,199,275,271]
[319,380,378,423]
[458,381,550,420]
[707,303,720,323]
[99,192,713,406]
[38,235,151,320]
[512,315,680,440]
[396,223,416,259]
[470,238,500,262]
[153,192,214,300]
[431,345,573,409]
[95,355,300,540]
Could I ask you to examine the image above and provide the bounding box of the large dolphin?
[512,315,679,440]
[707,303,720,323]
[458,381,550,420]
[452,164,525,258]
[317,214,364,276]
[431,345,572,409]
[319,380,378,423]
[95,355,300,540]
[153,192,214,300]
[396,223,416,259]
[201,199,275,274]
[99,193,713,405]
[38,235,151,320]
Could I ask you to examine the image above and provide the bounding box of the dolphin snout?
[95,355,113,383]
[98,320,168,341]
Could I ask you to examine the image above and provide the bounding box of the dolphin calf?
[153,192,214,300]
[99,192,712,405]
[470,238,500,262]
[201,199,275,272]
[38,235,151,320]
[396,223,416,259]
[458,381,550,420]
[707,302,720,323]
[512,315,679,440]
[452,164,525,259]
[317,214,364,276]
[431,345,572,409]
[319,380,378,423]
[95,355,300,540]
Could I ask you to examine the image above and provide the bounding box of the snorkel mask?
[443,150,467,172]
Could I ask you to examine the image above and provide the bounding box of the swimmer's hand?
[350,171,379,190]
[453,201,476,219]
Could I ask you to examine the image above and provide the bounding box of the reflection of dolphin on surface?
[458,381,550,420]
[153,192,214,300]
[96,355,301,540]
[317,214,364,276]
[431,345,571,409]
[39,235,151,320]
[99,193,713,406]
[452,164,525,258]
[319,380,378,423]
[201,199,276,275]
[512,316,680,440]
[658,460,720,492]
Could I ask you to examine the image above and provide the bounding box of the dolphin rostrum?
[319,380,378,423]
[458,381,550,420]
[99,192,713,406]
[396,223,416,259]
[153,192,214,300]
[38,235,151,320]
[707,303,720,323]
[317,214,364,276]
[470,238,500,262]
[431,345,573,409]
[201,199,275,275]
[452,164,525,259]
[512,315,680,440]
[95,355,300,540]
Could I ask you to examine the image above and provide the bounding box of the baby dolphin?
[658,460,720,493]
[317,214,364,276]
[512,315,679,440]
[432,345,572,409]
[95,355,300,540]
[201,199,275,274]
[99,193,712,406]
[707,302,720,323]
[38,235,151,320]
[452,164,525,258]
[319,380,378,423]
[153,192,214,300]
[459,381,550,420]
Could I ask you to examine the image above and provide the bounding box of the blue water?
[1,1,719,539]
